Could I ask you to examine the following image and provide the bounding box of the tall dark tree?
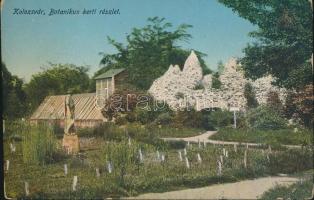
[97,17,211,90]
[219,0,313,89]
[2,62,27,119]
[244,82,258,109]
[25,63,90,112]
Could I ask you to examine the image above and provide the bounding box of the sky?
[1,0,256,82]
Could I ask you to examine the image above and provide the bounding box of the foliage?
[218,0,313,89]
[213,127,313,145]
[291,84,314,128]
[2,62,28,119]
[217,60,225,75]
[244,82,258,108]
[175,92,185,99]
[261,178,313,200]
[4,137,313,199]
[246,105,287,130]
[19,122,58,165]
[266,90,284,114]
[211,72,222,89]
[98,17,211,90]
[25,63,91,112]
[193,82,205,90]
[207,109,233,129]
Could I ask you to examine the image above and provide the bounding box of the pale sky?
[1,0,256,82]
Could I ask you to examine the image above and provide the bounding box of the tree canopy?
[25,63,91,112]
[97,17,211,90]
[219,0,313,89]
[2,62,27,119]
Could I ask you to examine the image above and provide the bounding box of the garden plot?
[4,135,313,199]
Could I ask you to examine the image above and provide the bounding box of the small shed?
[94,68,127,99]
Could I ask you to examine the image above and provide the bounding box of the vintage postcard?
[2,0,313,199]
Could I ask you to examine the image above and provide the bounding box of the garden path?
[128,176,299,199]
[163,131,302,149]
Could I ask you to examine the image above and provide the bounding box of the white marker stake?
[220,155,223,165]
[185,157,190,169]
[222,148,226,156]
[183,148,187,156]
[108,162,112,174]
[10,143,16,153]
[226,150,229,158]
[234,144,237,152]
[161,154,165,162]
[25,182,29,196]
[72,176,78,191]
[178,151,183,161]
[198,139,201,149]
[197,153,202,163]
[96,168,100,178]
[244,150,247,169]
[217,160,222,176]
[139,149,143,162]
[203,140,206,148]
[64,164,68,175]
[128,137,131,146]
[6,160,9,171]
[268,145,272,153]
[156,150,160,161]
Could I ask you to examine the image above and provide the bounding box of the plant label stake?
[198,139,201,149]
[64,164,68,175]
[72,176,78,191]
[203,140,206,148]
[10,143,16,153]
[268,145,272,153]
[185,157,190,169]
[244,150,247,169]
[128,137,131,146]
[24,182,29,196]
[220,155,223,165]
[161,154,165,162]
[156,150,160,161]
[197,153,202,163]
[96,168,100,177]
[178,151,183,161]
[234,144,237,152]
[217,160,222,176]
[108,162,112,174]
[139,149,143,162]
[183,148,187,156]
[222,148,226,156]
[6,160,9,171]
[225,150,228,158]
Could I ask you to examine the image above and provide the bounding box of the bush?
[153,113,173,125]
[246,105,287,130]
[208,109,233,129]
[165,140,186,149]
[21,123,58,165]
[244,82,258,108]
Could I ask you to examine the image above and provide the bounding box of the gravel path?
[128,176,299,199]
[163,131,302,149]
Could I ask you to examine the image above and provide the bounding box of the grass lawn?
[210,128,313,146]
[4,135,313,199]
[152,126,204,138]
